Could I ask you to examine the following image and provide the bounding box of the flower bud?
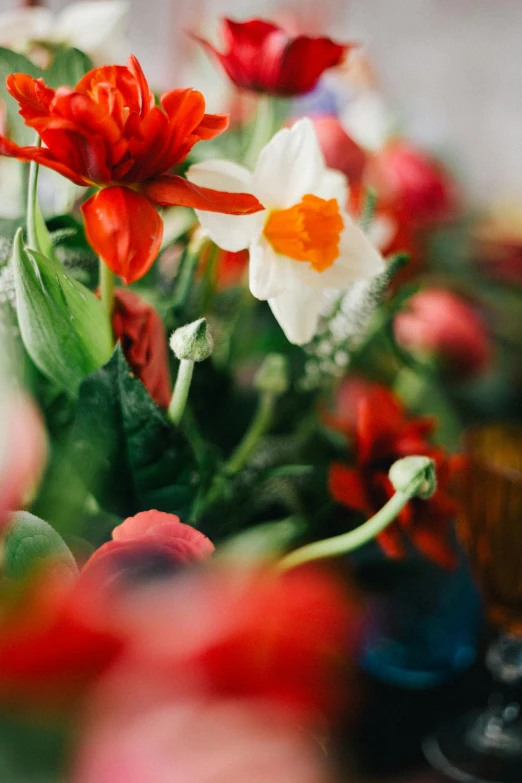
[254,354,289,395]
[169,318,214,362]
[389,455,436,499]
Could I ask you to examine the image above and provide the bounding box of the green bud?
[254,354,289,395]
[389,455,437,499]
[170,318,214,362]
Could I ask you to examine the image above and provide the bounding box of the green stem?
[99,259,115,319]
[26,159,40,252]
[278,489,411,571]
[226,391,275,475]
[244,95,274,168]
[168,359,195,426]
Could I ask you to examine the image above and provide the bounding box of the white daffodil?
[0,1,129,65]
[187,118,385,345]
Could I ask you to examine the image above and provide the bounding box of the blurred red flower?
[0,55,262,283]
[194,19,352,97]
[111,289,172,408]
[394,288,492,380]
[312,115,367,189]
[80,511,214,586]
[328,381,457,568]
[367,140,459,228]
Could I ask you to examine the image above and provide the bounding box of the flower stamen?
[263,194,344,272]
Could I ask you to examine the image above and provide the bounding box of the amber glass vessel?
[458,424,522,634]
[425,424,522,783]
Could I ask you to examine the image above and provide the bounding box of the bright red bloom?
[194,19,352,97]
[327,382,457,568]
[111,289,172,408]
[80,511,214,586]
[0,55,262,283]
[393,288,492,380]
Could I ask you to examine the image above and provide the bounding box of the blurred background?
[5,0,519,205]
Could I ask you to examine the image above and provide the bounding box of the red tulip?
[193,18,352,97]
[80,511,214,586]
[394,289,492,380]
[327,383,457,568]
[111,289,171,408]
[0,55,262,283]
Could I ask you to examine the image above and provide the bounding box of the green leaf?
[68,345,199,522]
[3,511,79,581]
[0,48,41,145]
[44,48,93,89]
[11,229,113,396]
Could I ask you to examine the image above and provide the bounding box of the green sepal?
[3,510,79,581]
[11,229,112,397]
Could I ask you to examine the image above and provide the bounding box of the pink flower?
[80,511,214,585]
[111,289,172,408]
[394,288,492,379]
[0,394,47,529]
[73,697,334,783]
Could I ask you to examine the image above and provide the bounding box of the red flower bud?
[394,288,492,380]
[111,289,172,408]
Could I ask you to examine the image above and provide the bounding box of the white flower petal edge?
[268,284,324,346]
[249,237,298,301]
[55,1,130,62]
[187,160,266,252]
[252,118,325,209]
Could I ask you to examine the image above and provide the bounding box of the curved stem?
[99,259,115,319]
[26,160,40,252]
[278,490,410,571]
[168,359,195,426]
[226,391,275,475]
[244,95,274,168]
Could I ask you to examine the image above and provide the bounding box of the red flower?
[0,55,262,283]
[367,141,459,228]
[311,115,367,188]
[194,19,352,97]
[328,382,457,568]
[80,511,214,586]
[393,288,492,380]
[111,289,171,408]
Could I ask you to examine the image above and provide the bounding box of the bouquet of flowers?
[0,4,504,781]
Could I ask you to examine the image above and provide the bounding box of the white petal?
[0,8,52,48]
[268,284,322,346]
[315,168,349,207]
[252,118,325,210]
[187,160,266,252]
[55,1,129,56]
[249,237,298,300]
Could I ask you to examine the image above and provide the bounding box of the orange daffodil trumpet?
[0,55,263,284]
[188,118,385,345]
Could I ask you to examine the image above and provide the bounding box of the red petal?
[6,73,55,126]
[82,187,163,284]
[0,134,88,186]
[127,55,155,117]
[143,174,263,214]
[279,37,351,95]
[328,463,370,513]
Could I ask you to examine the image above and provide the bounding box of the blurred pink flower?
[0,394,47,529]
[73,696,334,783]
[394,288,492,380]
